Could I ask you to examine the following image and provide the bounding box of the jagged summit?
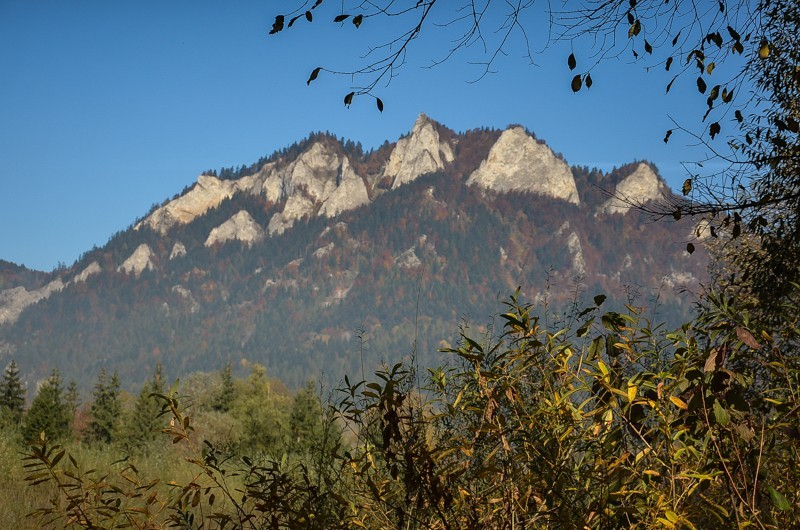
[466,127,580,204]
[205,210,266,247]
[599,162,666,215]
[385,113,455,189]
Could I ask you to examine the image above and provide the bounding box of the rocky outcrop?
[386,114,455,189]
[73,261,101,283]
[395,247,421,269]
[599,163,666,215]
[0,279,65,325]
[205,210,265,247]
[467,127,580,204]
[319,158,370,217]
[118,244,156,276]
[566,232,587,275]
[170,241,187,260]
[268,194,316,236]
[137,174,257,234]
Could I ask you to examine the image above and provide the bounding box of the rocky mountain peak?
[466,127,580,205]
[118,244,156,276]
[205,210,265,247]
[385,113,455,188]
[599,163,666,215]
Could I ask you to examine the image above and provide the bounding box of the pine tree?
[123,364,165,446]
[85,369,122,444]
[212,362,235,413]
[289,380,325,455]
[0,360,26,426]
[23,369,70,441]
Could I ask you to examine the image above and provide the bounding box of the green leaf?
[713,400,730,426]
[768,486,791,511]
[307,67,321,85]
[571,74,582,92]
[568,53,577,70]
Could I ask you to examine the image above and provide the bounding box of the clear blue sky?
[0,1,737,271]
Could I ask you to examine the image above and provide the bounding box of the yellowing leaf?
[627,384,637,402]
[759,42,770,59]
[670,396,689,410]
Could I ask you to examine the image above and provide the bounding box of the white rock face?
[566,232,587,275]
[118,244,156,276]
[73,261,101,283]
[600,163,666,215]
[395,247,421,269]
[170,241,187,260]
[0,279,65,325]
[386,113,455,189]
[467,127,580,204]
[268,194,316,235]
[205,210,265,247]
[171,284,200,313]
[137,174,257,234]
[319,158,370,217]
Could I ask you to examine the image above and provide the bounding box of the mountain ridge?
[0,114,705,391]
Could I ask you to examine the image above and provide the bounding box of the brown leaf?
[735,327,762,349]
[704,349,718,372]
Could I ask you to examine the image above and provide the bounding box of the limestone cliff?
[319,158,370,217]
[386,114,455,189]
[0,279,65,325]
[467,127,580,204]
[118,244,155,276]
[599,163,666,215]
[73,261,101,283]
[137,174,257,234]
[205,210,265,247]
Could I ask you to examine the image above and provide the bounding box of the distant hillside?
[0,114,707,392]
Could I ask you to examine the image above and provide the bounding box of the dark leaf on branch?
[307,67,321,85]
[735,110,743,122]
[710,122,721,139]
[334,14,350,22]
[644,40,653,54]
[353,14,363,28]
[269,15,285,34]
[376,97,384,112]
[568,53,576,70]
[344,92,354,107]
[665,56,673,71]
[664,129,673,143]
[571,74,582,92]
[682,178,692,195]
[585,73,593,88]
[697,77,707,93]
[306,11,313,22]
[687,242,696,254]
[672,31,681,46]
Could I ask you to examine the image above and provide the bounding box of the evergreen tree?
[85,369,121,444]
[289,380,325,455]
[0,360,25,426]
[23,369,70,441]
[123,364,165,446]
[212,362,235,413]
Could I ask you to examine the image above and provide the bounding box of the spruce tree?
[23,369,70,441]
[212,362,235,413]
[85,369,121,444]
[289,380,325,454]
[0,360,26,426]
[123,364,165,446]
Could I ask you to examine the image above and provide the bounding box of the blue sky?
[0,1,738,271]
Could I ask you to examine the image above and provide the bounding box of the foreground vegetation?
[3,285,798,528]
